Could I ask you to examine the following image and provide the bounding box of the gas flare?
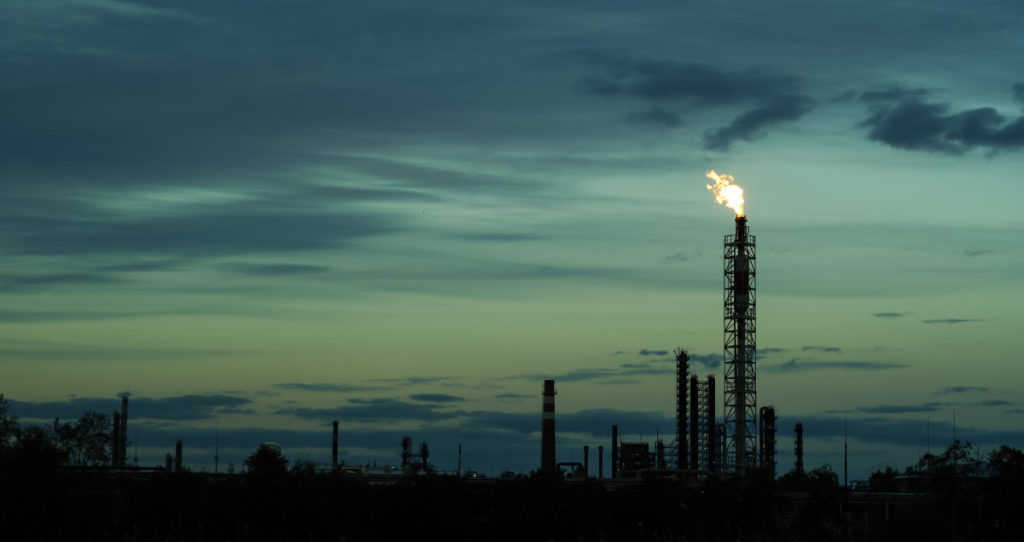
[705,170,745,217]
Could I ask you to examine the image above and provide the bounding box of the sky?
[3,0,1023,478]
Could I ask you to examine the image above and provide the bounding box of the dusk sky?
[4,0,1023,477]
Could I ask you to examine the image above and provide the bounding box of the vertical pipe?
[676,349,688,470]
[707,375,716,473]
[583,445,589,477]
[111,411,121,468]
[332,420,339,469]
[795,423,804,474]
[541,380,556,474]
[174,440,183,472]
[598,445,604,478]
[689,376,699,471]
[611,425,618,478]
[120,395,128,467]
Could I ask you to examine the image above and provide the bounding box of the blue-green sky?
[3,0,1023,477]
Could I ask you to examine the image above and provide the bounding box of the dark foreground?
[2,466,1022,541]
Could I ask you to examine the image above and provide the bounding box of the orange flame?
[705,169,744,217]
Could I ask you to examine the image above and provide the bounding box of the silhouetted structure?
[724,214,757,472]
[541,380,556,474]
[174,440,183,472]
[689,376,699,471]
[120,395,128,466]
[656,440,666,470]
[598,445,604,478]
[675,348,689,470]
[583,445,589,476]
[111,411,121,468]
[611,425,619,478]
[795,422,804,474]
[759,406,777,476]
[401,436,431,473]
[332,420,339,469]
[619,442,651,477]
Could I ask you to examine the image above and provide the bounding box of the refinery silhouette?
[2,172,1022,540]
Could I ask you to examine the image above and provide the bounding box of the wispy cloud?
[802,346,842,353]
[921,318,981,324]
[873,312,905,318]
[409,393,464,403]
[273,383,392,393]
[937,386,989,395]
[763,359,909,373]
[857,402,943,414]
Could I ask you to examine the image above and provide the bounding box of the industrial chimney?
[541,380,556,474]
[332,421,339,470]
[795,422,804,474]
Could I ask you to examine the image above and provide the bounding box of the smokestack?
[541,380,556,474]
[111,411,121,468]
[759,406,777,477]
[120,395,128,467]
[656,441,665,470]
[174,440,183,472]
[610,425,618,478]
[689,376,699,471]
[707,375,716,473]
[676,349,688,470]
[332,421,339,469]
[583,445,589,477]
[598,445,604,478]
[165,453,173,471]
[795,423,804,474]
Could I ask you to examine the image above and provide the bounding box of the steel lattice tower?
[724,215,757,471]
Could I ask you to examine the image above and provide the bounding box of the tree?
[868,466,899,492]
[988,445,1024,481]
[51,411,111,466]
[0,394,20,449]
[245,443,288,478]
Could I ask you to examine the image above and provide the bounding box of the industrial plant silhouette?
[2,193,1023,541]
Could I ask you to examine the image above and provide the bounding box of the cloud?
[687,353,723,369]
[757,348,787,357]
[493,393,532,400]
[578,58,813,150]
[763,359,909,373]
[779,415,1024,449]
[971,400,1014,407]
[218,263,332,276]
[857,402,943,414]
[921,318,981,324]
[858,85,1024,154]
[278,398,460,423]
[938,386,989,395]
[0,272,121,292]
[873,312,905,318]
[702,95,814,151]
[962,248,994,257]
[638,348,669,356]
[409,393,464,403]
[5,203,401,258]
[627,107,682,128]
[457,233,544,242]
[8,394,251,421]
[801,346,842,353]
[272,383,393,393]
